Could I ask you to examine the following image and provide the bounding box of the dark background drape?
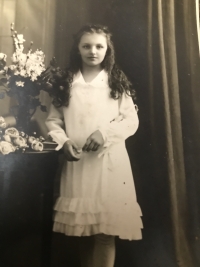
[52,1,200,267]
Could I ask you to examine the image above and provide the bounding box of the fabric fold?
[53,196,143,241]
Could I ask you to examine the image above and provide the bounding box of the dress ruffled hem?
[53,222,142,241]
[53,196,143,240]
[54,210,143,227]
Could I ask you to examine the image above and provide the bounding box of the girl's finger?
[92,143,99,151]
[83,139,92,151]
[69,146,81,160]
[86,140,95,152]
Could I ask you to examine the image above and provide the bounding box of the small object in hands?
[83,130,104,152]
[63,140,82,161]
[73,147,82,156]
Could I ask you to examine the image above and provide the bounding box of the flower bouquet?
[0,23,65,155]
[0,23,51,132]
[0,116,45,155]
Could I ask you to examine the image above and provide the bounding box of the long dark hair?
[52,24,136,107]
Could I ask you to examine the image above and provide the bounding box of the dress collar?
[73,69,108,87]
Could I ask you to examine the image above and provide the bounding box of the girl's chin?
[83,62,102,68]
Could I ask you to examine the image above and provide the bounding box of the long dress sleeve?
[45,104,69,150]
[98,93,139,150]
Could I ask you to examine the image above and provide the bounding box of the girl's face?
[78,33,108,69]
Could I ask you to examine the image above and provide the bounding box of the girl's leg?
[79,236,94,267]
[93,234,116,267]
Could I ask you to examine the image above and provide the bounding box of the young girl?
[46,24,143,267]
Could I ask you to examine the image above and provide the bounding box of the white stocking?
[93,234,115,267]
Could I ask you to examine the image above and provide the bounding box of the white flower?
[0,141,15,155]
[0,117,7,128]
[0,116,5,123]
[0,53,7,61]
[13,136,28,147]
[28,136,36,144]
[35,50,44,56]
[5,127,19,138]
[17,34,25,44]
[30,74,38,81]
[3,134,11,143]
[18,53,27,64]
[16,81,24,87]
[11,52,20,63]
[14,70,20,76]
[12,51,26,65]
[31,140,43,151]
[19,69,27,77]
[9,65,17,71]
[16,45,24,53]
[0,122,7,128]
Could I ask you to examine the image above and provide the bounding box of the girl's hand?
[83,130,104,152]
[63,140,82,161]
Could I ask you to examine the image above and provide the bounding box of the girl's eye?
[83,45,90,49]
[97,45,103,49]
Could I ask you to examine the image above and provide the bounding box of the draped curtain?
[147,1,200,267]
[196,0,200,53]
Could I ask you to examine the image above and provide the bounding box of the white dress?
[45,70,143,240]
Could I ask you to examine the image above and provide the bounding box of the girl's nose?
[90,46,96,54]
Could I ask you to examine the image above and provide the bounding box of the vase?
[9,79,40,133]
[15,105,32,133]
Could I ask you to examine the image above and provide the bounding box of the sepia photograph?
[0,0,200,267]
